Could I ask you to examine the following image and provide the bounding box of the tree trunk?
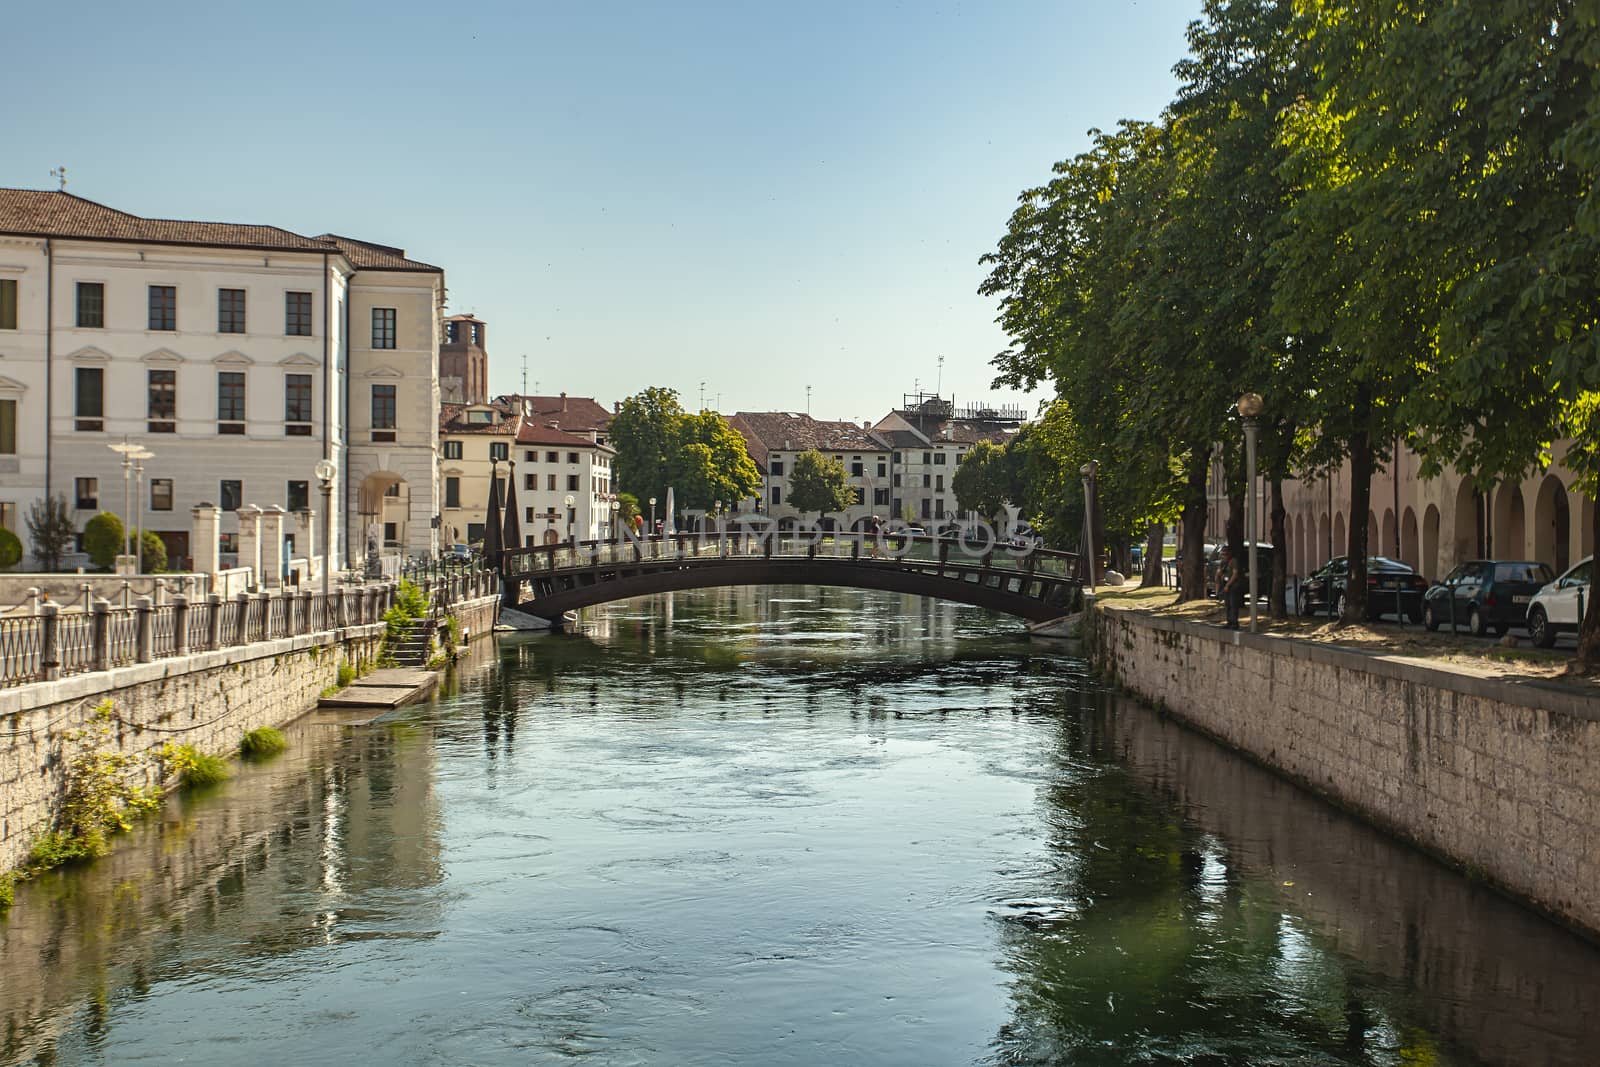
[1269,476,1288,617]
[1576,495,1600,672]
[1140,523,1164,588]
[1344,428,1375,623]
[1179,449,1210,602]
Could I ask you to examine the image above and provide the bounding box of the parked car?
[1204,542,1275,598]
[1422,559,1556,636]
[1526,556,1593,648]
[1298,556,1428,621]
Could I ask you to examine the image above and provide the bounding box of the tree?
[26,495,75,571]
[609,388,762,516]
[951,441,1012,521]
[0,528,21,571]
[139,530,167,574]
[615,492,641,530]
[786,450,855,519]
[82,512,125,570]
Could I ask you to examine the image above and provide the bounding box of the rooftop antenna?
[700,380,706,412]
[49,165,67,191]
[805,385,812,415]
[936,355,945,395]
[521,354,528,396]
[913,377,920,395]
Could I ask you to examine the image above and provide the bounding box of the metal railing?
[0,566,498,689]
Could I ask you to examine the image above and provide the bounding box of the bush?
[0,527,21,570]
[82,512,126,569]
[139,530,168,573]
[240,727,287,759]
[161,743,231,789]
[337,662,356,687]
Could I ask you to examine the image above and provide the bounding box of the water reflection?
[2,586,1598,1066]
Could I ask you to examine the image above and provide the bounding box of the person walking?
[1222,545,1244,630]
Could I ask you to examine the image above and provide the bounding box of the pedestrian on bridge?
[1222,546,1244,630]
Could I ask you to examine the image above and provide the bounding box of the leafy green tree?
[26,496,76,571]
[139,531,167,574]
[951,441,1012,521]
[786,449,854,519]
[82,512,125,570]
[610,388,762,517]
[0,528,21,570]
[615,492,641,530]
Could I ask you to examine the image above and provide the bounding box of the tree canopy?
[786,450,855,518]
[609,388,762,518]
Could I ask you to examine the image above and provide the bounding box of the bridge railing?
[502,529,1085,581]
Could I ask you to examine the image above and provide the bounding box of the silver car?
[1526,556,1593,648]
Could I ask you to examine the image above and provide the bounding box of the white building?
[872,396,1019,523]
[0,189,442,572]
[729,412,893,529]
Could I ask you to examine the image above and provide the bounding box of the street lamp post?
[108,439,140,566]
[1079,460,1099,593]
[315,459,337,599]
[130,447,154,572]
[649,496,657,536]
[564,493,576,544]
[1237,393,1263,632]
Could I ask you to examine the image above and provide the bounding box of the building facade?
[439,313,487,405]
[729,412,893,529]
[872,396,1019,524]
[0,189,442,572]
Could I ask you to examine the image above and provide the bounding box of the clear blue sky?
[4,0,1199,423]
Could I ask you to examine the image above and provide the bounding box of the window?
[445,477,461,509]
[285,291,312,336]
[384,522,397,543]
[218,371,246,432]
[384,483,401,498]
[285,373,312,434]
[466,522,484,543]
[935,498,946,518]
[567,474,580,491]
[851,487,865,505]
[148,285,176,330]
[0,279,16,329]
[922,452,932,465]
[873,488,890,506]
[76,282,104,328]
[219,480,242,511]
[143,368,177,432]
[371,384,396,441]
[372,307,396,349]
[936,474,944,491]
[771,486,782,506]
[933,452,947,465]
[218,288,246,333]
[567,452,579,464]
[922,473,931,488]
[850,461,863,477]
[75,477,98,510]
[287,480,309,513]
[75,367,104,431]
[877,461,886,478]
[489,441,508,462]
[892,452,901,463]
[443,441,462,460]
[151,478,173,511]
[892,473,901,488]
[770,459,784,477]
[545,451,558,463]
[921,499,931,519]
[0,399,15,454]
[547,474,556,491]
[524,473,536,491]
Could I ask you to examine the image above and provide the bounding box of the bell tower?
[440,313,488,404]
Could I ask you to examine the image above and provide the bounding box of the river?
[3,587,1599,1066]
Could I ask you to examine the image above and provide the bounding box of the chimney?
[614,401,621,414]
[560,392,568,414]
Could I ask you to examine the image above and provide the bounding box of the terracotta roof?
[318,233,441,272]
[440,402,521,435]
[495,394,613,433]
[516,423,613,449]
[0,189,331,252]
[0,189,443,273]
[729,412,888,470]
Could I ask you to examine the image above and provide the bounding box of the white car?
[1526,556,1593,648]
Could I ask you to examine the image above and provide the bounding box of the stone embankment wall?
[0,593,501,874]
[1091,605,1600,939]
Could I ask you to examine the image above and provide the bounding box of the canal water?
[4,587,1600,1066]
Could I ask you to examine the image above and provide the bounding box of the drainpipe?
[341,273,352,570]
[44,239,53,501]
[321,252,332,571]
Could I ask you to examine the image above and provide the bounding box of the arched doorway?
[1494,484,1526,559]
[1381,508,1398,559]
[357,471,409,563]
[1334,513,1346,557]
[1367,511,1381,557]
[1317,512,1331,565]
[1532,474,1571,571]
[1453,479,1485,563]
[1401,507,1419,571]
[1423,504,1441,580]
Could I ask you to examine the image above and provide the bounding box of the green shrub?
[28,829,104,868]
[239,727,288,759]
[82,512,126,569]
[139,530,168,573]
[0,872,14,911]
[337,662,356,687]
[160,743,231,788]
[0,527,21,570]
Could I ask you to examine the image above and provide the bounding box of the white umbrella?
[665,486,676,534]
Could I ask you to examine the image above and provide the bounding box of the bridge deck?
[500,532,1084,624]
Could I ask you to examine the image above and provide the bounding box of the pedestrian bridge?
[499,532,1085,626]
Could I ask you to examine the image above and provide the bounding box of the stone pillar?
[134,595,154,663]
[192,504,222,578]
[260,506,288,590]
[237,505,264,589]
[172,594,190,656]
